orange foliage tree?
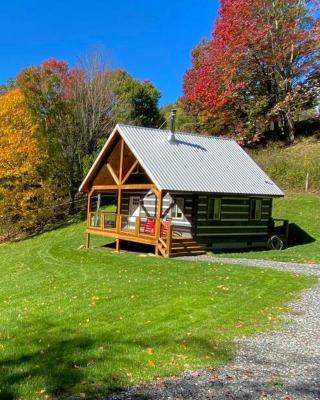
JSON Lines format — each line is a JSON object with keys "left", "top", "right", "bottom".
{"left": 0, "top": 89, "right": 54, "bottom": 239}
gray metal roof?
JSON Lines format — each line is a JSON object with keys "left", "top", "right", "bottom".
{"left": 79, "top": 124, "right": 284, "bottom": 197}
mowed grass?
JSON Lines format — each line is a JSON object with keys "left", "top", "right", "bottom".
{"left": 212, "top": 193, "right": 320, "bottom": 264}
{"left": 0, "top": 222, "right": 315, "bottom": 399}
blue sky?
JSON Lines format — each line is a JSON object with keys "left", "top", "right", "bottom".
{"left": 1, "top": 1, "right": 219, "bottom": 105}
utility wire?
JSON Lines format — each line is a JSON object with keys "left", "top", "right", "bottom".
{"left": 158, "top": 115, "right": 171, "bottom": 130}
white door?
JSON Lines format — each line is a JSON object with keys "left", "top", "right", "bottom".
{"left": 128, "top": 196, "right": 141, "bottom": 229}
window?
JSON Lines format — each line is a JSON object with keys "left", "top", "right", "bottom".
{"left": 249, "top": 199, "right": 262, "bottom": 220}
{"left": 171, "top": 198, "right": 184, "bottom": 220}
{"left": 129, "top": 196, "right": 141, "bottom": 217}
{"left": 208, "top": 198, "right": 221, "bottom": 220}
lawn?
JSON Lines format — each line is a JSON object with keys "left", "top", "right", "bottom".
{"left": 0, "top": 221, "right": 315, "bottom": 399}
{"left": 212, "top": 193, "right": 320, "bottom": 264}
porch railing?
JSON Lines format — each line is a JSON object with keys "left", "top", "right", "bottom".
{"left": 157, "top": 220, "right": 173, "bottom": 257}
{"left": 88, "top": 212, "right": 160, "bottom": 238}
{"left": 119, "top": 214, "right": 157, "bottom": 237}
{"left": 88, "top": 212, "right": 117, "bottom": 230}
{"left": 88, "top": 211, "right": 175, "bottom": 255}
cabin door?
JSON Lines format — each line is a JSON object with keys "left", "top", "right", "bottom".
{"left": 128, "top": 196, "right": 141, "bottom": 230}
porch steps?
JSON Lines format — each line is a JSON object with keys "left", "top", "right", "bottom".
{"left": 170, "top": 238, "right": 206, "bottom": 257}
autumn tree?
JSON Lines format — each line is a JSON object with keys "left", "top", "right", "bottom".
{"left": 17, "top": 57, "right": 164, "bottom": 209}
{"left": 183, "top": 0, "right": 320, "bottom": 143}
{"left": 0, "top": 89, "right": 53, "bottom": 239}
{"left": 17, "top": 60, "right": 83, "bottom": 211}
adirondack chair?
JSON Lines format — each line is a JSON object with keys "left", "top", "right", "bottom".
{"left": 160, "top": 218, "right": 172, "bottom": 238}
{"left": 143, "top": 217, "right": 156, "bottom": 235}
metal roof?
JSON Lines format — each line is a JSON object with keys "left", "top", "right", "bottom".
{"left": 79, "top": 124, "right": 284, "bottom": 197}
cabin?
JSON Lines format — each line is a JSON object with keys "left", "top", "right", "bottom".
{"left": 79, "top": 121, "right": 284, "bottom": 257}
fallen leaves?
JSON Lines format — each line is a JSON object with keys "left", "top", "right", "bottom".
{"left": 147, "top": 360, "right": 155, "bottom": 368}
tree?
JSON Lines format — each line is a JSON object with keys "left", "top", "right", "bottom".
{"left": 160, "top": 101, "right": 199, "bottom": 132}
{"left": 109, "top": 70, "right": 164, "bottom": 128}
{"left": 17, "top": 57, "right": 165, "bottom": 210}
{"left": 73, "top": 50, "right": 115, "bottom": 163}
{"left": 0, "top": 78, "right": 16, "bottom": 95}
{"left": 0, "top": 89, "right": 53, "bottom": 239}
{"left": 183, "top": 0, "right": 320, "bottom": 144}
{"left": 17, "top": 59, "right": 83, "bottom": 211}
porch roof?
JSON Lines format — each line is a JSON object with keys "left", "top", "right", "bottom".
{"left": 79, "top": 124, "right": 284, "bottom": 197}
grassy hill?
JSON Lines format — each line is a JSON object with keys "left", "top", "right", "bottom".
{"left": 250, "top": 136, "right": 320, "bottom": 193}
{"left": 0, "top": 218, "right": 315, "bottom": 399}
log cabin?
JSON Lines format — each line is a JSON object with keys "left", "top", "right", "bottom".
{"left": 79, "top": 118, "right": 284, "bottom": 257}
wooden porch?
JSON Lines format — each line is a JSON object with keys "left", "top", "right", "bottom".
{"left": 85, "top": 208, "right": 174, "bottom": 257}
{"left": 86, "top": 210, "right": 205, "bottom": 257}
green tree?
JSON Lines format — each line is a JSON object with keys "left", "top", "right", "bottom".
{"left": 17, "top": 60, "right": 82, "bottom": 211}
{"left": 160, "top": 101, "right": 199, "bottom": 132}
{"left": 110, "top": 70, "right": 164, "bottom": 128}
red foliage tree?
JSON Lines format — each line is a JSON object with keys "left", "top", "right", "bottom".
{"left": 183, "top": 0, "right": 320, "bottom": 144}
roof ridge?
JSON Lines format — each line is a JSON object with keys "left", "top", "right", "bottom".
{"left": 117, "top": 123, "right": 236, "bottom": 142}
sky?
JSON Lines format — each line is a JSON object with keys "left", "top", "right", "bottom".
{"left": 1, "top": 0, "right": 219, "bottom": 105}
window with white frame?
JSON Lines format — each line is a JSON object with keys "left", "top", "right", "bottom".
{"left": 171, "top": 198, "right": 184, "bottom": 220}
{"left": 208, "top": 197, "right": 221, "bottom": 220}
{"left": 249, "top": 198, "right": 262, "bottom": 220}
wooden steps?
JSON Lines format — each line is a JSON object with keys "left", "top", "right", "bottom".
{"left": 169, "top": 237, "right": 206, "bottom": 257}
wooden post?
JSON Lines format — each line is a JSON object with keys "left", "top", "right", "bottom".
{"left": 101, "top": 212, "right": 105, "bottom": 230}
{"left": 116, "top": 139, "right": 124, "bottom": 235}
{"left": 305, "top": 172, "right": 309, "bottom": 193}
{"left": 155, "top": 190, "right": 163, "bottom": 256}
{"left": 119, "top": 139, "right": 124, "bottom": 182}
{"left": 116, "top": 238, "right": 120, "bottom": 252}
{"left": 135, "top": 217, "right": 140, "bottom": 236}
{"left": 86, "top": 189, "right": 94, "bottom": 228}
{"left": 166, "top": 223, "right": 173, "bottom": 258}
{"left": 85, "top": 233, "right": 90, "bottom": 249}
{"left": 116, "top": 189, "right": 122, "bottom": 233}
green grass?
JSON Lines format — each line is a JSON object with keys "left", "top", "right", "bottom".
{"left": 212, "top": 193, "right": 320, "bottom": 263}
{"left": 0, "top": 222, "right": 315, "bottom": 399}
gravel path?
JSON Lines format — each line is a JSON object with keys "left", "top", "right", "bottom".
{"left": 181, "top": 255, "right": 320, "bottom": 276}
{"left": 107, "top": 258, "right": 320, "bottom": 400}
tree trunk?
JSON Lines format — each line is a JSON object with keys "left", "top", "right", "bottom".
{"left": 68, "top": 189, "right": 76, "bottom": 215}
{"left": 285, "top": 111, "right": 295, "bottom": 143}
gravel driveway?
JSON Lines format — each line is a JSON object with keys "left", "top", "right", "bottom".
{"left": 107, "top": 258, "right": 320, "bottom": 400}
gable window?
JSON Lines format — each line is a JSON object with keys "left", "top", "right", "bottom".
{"left": 208, "top": 198, "right": 221, "bottom": 220}
{"left": 171, "top": 198, "right": 184, "bottom": 220}
{"left": 249, "top": 199, "right": 262, "bottom": 220}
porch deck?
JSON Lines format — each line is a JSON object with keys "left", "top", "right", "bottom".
{"left": 86, "top": 211, "right": 205, "bottom": 257}
{"left": 86, "top": 211, "right": 169, "bottom": 252}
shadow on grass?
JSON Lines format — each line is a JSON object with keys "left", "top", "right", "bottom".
{"left": 100, "top": 240, "right": 155, "bottom": 255}
{"left": 0, "top": 320, "right": 231, "bottom": 399}
{"left": 287, "top": 223, "right": 316, "bottom": 247}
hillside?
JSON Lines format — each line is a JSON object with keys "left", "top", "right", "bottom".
{"left": 250, "top": 136, "right": 320, "bottom": 193}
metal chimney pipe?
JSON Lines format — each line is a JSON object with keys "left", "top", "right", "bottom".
{"left": 168, "top": 109, "right": 177, "bottom": 143}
